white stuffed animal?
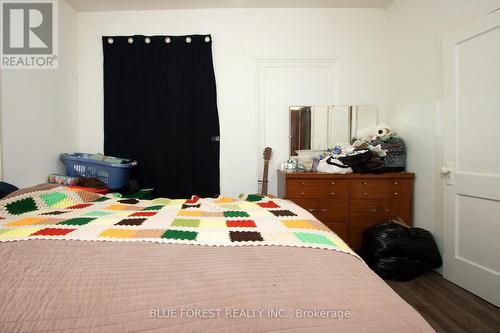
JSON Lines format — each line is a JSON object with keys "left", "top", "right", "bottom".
{"left": 360, "top": 123, "right": 395, "bottom": 142}
{"left": 375, "top": 123, "right": 394, "bottom": 138}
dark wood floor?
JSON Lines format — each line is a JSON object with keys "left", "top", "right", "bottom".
{"left": 387, "top": 272, "right": 500, "bottom": 333}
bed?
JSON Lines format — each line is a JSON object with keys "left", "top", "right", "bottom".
{"left": 0, "top": 186, "right": 433, "bottom": 332}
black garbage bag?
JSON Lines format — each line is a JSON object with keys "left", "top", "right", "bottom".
{"left": 369, "top": 257, "right": 435, "bottom": 281}
{"left": 361, "top": 221, "right": 442, "bottom": 282}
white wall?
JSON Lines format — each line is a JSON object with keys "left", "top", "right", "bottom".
{"left": 387, "top": 0, "right": 480, "bottom": 249}
{"left": 77, "top": 8, "right": 389, "bottom": 196}
{"left": 0, "top": 0, "right": 486, "bottom": 247}
{"left": 0, "top": 0, "right": 79, "bottom": 187}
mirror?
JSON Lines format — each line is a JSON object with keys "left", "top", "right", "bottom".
{"left": 290, "top": 105, "right": 378, "bottom": 156}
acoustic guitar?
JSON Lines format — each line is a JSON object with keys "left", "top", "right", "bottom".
{"left": 260, "top": 147, "right": 272, "bottom": 196}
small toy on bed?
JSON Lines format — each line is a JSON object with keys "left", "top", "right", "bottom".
{"left": 48, "top": 174, "right": 79, "bottom": 186}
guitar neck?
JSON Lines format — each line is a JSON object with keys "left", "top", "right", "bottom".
{"left": 262, "top": 160, "right": 270, "bottom": 195}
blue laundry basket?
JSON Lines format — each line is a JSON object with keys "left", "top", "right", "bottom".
{"left": 61, "top": 153, "right": 137, "bottom": 190}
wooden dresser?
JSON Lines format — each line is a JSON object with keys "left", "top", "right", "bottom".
{"left": 277, "top": 170, "right": 415, "bottom": 249}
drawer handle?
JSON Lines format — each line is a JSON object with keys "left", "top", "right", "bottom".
{"left": 300, "top": 192, "right": 305, "bottom": 196}
{"left": 394, "top": 181, "right": 398, "bottom": 185}
{"left": 394, "top": 192, "right": 398, "bottom": 196}
{"left": 330, "top": 192, "right": 335, "bottom": 196}
{"left": 363, "top": 192, "right": 368, "bottom": 196}
{"left": 363, "top": 181, "right": 368, "bottom": 185}
{"left": 371, "top": 208, "right": 390, "bottom": 213}
{"left": 301, "top": 182, "right": 305, "bottom": 185}
{"left": 331, "top": 181, "right": 335, "bottom": 185}
{"left": 308, "top": 208, "right": 327, "bottom": 213}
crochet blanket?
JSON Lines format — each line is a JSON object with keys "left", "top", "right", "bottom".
{"left": 0, "top": 187, "right": 357, "bottom": 257}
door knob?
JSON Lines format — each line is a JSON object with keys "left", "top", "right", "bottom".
{"left": 441, "top": 162, "right": 454, "bottom": 185}
{"left": 440, "top": 167, "right": 451, "bottom": 175}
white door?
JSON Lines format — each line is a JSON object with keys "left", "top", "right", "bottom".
{"left": 442, "top": 7, "right": 500, "bottom": 306}
{"left": 258, "top": 60, "right": 339, "bottom": 195}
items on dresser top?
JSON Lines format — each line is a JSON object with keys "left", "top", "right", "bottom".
{"left": 277, "top": 171, "right": 414, "bottom": 249}
{"left": 284, "top": 119, "right": 407, "bottom": 174}
{"left": 344, "top": 123, "right": 406, "bottom": 173}
{"left": 317, "top": 157, "right": 353, "bottom": 174}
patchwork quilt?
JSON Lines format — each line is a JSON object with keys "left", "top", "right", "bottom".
{"left": 0, "top": 187, "right": 357, "bottom": 257}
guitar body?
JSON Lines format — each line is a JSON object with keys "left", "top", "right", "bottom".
{"left": 260, "top": 147, "right": 272, "bottom": 196}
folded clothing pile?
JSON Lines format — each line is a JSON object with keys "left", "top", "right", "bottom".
{"left": 318, "top": 123, "right": 407, "bottom": 174}
{"left": 371, "top": 136, "right": 406, "bottom": 172}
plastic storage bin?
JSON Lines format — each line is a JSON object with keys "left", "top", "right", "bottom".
{"left": 61, "top": 153, "right": 137, "bottom": 190}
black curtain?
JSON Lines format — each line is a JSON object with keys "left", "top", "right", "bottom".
{"left": 103, "top": 35, "right": 220, "bottom": 198}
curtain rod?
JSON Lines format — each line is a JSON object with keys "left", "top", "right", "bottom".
{"left": 106, "top": 35, "right": 211, "bottom": 44}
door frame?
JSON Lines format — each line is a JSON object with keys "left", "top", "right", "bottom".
{"left": 0, "top": 68, "right": 3, "bottom": 180}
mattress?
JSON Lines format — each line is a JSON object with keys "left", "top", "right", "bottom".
{"left": 0, "top": 188, "right": 434, "bottom": 332}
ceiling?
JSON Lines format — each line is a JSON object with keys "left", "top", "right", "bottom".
{"left": 66, "top": 0, "right": 394, "bottom": 12}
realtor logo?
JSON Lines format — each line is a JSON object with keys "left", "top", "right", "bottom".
{"left": 1, "top": 0, "right": 58, "bottom": 69}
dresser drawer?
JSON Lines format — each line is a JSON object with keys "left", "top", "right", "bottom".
{"left": 287, "top": 179, "right": 349, "bottom": 199}
{"left": 350, "top": 179, "right": 412, "bottom": 199}
{"left": 392, "top": 179, "right": 413, "bottom": 199}
{"left": 324, "top": 223, "right": 349, "bottom": 244}
{"left": 291, "top": 199, "right": 349, "bottom": 224}
{"left": 349, "top": 199, "right": 412, "bottom": 249}
{"left": 291, "top": 198, "right": 349, "bottom": 243}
